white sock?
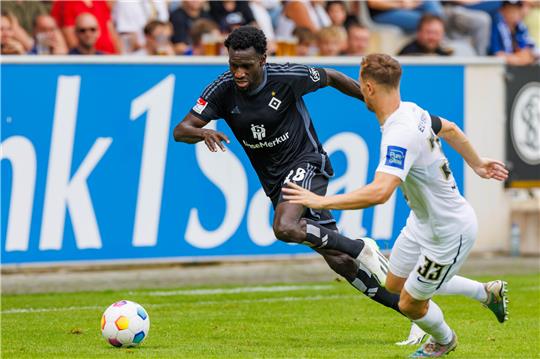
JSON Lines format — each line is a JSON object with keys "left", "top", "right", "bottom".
{"left": 437, "top": 275, "right": 487, "bottom": 302}
{"left": 413, "top": 301, "right": 453, "bottom": 345}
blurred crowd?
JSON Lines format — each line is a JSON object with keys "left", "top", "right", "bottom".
{"left": 1, "top": 0, "right": 539, "bottom": 65}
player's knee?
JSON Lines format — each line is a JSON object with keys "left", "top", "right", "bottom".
{"left": 398, "top": 295, "right": 428, "bottom": 320}
{"left": 323, "top": 253, "right": 357, "bottom": 280}
{"left": 273, "top": 220, "right": 302, "bottom": 243}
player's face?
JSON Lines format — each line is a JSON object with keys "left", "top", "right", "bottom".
{"left": 228, "top": 47, "right": 266, "bottom": 92}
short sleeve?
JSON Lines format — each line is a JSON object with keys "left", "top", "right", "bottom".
{"left": 189, "top": 72, "right": 231, "bottom": 122}
{"left": 50, "top": 1, "right": 64, "bottom": 27}
{"left": 284, "top": 64, "right": 328, "bottom": 99}
{"left": 430, "top": 114, "right": 442, "bottom": 135}
{"left": 62, "top": 2, "right": 78, "bottom": 27}
{"left": 376, "top": 125, "right": 420, "bottom": 181}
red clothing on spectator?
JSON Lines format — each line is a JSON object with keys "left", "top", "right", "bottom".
{"left": 51, "top": 0, "right": 116, "bottom": 54}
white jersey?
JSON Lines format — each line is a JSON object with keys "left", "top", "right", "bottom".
{"left": 376, "top": 102, "right": 471, "bottom": 238}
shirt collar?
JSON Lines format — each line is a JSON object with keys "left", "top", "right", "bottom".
{"left": 247, "top": 65, "right": 268, "bottom": 96}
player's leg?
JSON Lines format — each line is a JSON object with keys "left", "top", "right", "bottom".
{"left": 437, "top": 274, "right": 509, "bottom": 323}
{"left": 436, "top": 275, "right": 487, "bottom": 301}
{"left": 301, "top": 218, "right": 388, "bottom": 285}
{"left": 272, "top": 163, "right": 387, "bottom": 284}
{"left": 316, "top": 246, "right": 402, "bottom": 314}
{"left": 272, "top": 203, "right": 363, "bottom": 254}
{"left": 270, "top": 164, "right": 401, "bottom": 313}
{"left": 272, "top": 200, "right": 386, "bottom": 287}
{"left": 390, "top": 227, "right": 478, "bottom": 357}
{"left": 432, "top": 211, "right": 508, "bottom": 323}
{"left": 386, "top": 270, "right": 457, "bottom": 357}
{"left": 272, "top": 190, "right": 423, "bottom": 345}
{"left": 386, "top": 230, "right": 429, "bottom": 346}
{"left": 400, "top": 290, "right": 457, "bottom": 358}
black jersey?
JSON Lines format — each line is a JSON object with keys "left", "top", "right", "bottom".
{"left": 190, "top": 63, "right": 333, "bottom": 199}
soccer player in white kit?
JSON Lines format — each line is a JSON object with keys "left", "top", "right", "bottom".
{"left": 283, "top": 54, "right": 509, "bottom": 357}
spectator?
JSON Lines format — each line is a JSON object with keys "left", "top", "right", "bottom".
{"left": 293, "top": 26, "right": 317, "bottom": 56}
{"left": 135, "top": 20, "right": 175, "bottom": 55}
{"left": 190, "top": 18, "right": 221, "bottom": 55}
{"left": 0, "top": 8, "right": 33, "bottom": 52}
{"left": 1, "top": 10, "right": 26, "bottom": 54}
{"left": 29, "top": 15, "right": 68, "bottom": 55}
{"left": 489, "top": 0, "right": 536, "bottom": 65}
{"left": 443, "top": 1, "right": 491, "bottom": 55}
{"left": 69, "top": 13, "right": 104, "bottom": 55}
{"left": 275, "top": 0, "right": 331, "bottom": 37}
{"left": 170, "top": 0, "right": 211, "bottom": 55}
{"left": 51, "top": 0, "right": 121, "bottom": 54}
{"left": 347, "top": 23, "right": 370, "bottom": 56}
{"left": 399, "top": 14, "right": 453, "bottom": 55}
{"left": 1, "top": 0, "right": 50, "bottom": 34}
{"left": 317, "top": 25, "right": 347, "bottom": 56}
{"left": 326, "top": 1, "right": 359, "bottom": 29}
{"left": 367, "top": 0, "right": 444, "bottom": 33}
{"left": 113, "top": 0, "right": 169, "bottom": 54}
{"left": 209, "top": 1, "right": 256, "bottom": 34}
{"left": 249, "top": 0, "right": 277, "bottom": 53}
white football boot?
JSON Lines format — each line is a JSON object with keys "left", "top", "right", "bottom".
{"left": 355, "top": 237, "right": 388, "bottom": 287}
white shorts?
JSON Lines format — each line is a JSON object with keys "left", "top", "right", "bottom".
{"left": 388, "top": 212, "right": 478, "bottom": 301}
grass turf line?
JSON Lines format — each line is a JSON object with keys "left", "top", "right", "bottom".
{"left": 2, "top": 274, "right": 539, "bottom": 358}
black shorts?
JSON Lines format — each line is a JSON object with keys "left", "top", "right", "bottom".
{"left": 270, "top": 161, "right": 337, "bottom": 228}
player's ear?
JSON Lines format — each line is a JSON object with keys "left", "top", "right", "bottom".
{"left": 365, "top": 81, "right": 374, "bottom": 96}
{"left": 259, "top": 53, "right": 267, "bottom": 66}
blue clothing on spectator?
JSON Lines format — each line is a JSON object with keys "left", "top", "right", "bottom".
{"left": 69, "top": 48, "right": 104, "bottom": 55}
{"left": 465, "top": 1, "right": 502, "bottom": 16}
{"left": 489, "top": 12, "right": 535, "bottom": 55}
{"left": 369, "top": 0, "right": 444, "bottom": 33}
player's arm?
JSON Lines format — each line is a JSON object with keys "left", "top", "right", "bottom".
{"left": 435, "top": 116, "right": 508, "bottom": 181}
{"left": 324, "top": 68, "right": 365, "bottom": 102}
{"left": 282, "top": 172, "right": 401, "bottom": 210}
{"left": 173, "top": 113, "right": 230, "bottom": 152}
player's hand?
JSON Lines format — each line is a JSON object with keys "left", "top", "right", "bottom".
{"left": 474, "top": 158, "right": 508, "bottom": 181}
{"left": 201, "top": 129, "right": 230, "bottom": 152}
{"left": 282, "top": 182, "right": 326, "bottom": 209}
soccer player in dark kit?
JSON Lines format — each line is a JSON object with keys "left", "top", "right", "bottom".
{"left": 173, "top": 26, "right": 418, "bottom": 342}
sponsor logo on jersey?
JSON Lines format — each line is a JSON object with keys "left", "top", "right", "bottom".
{"left": 192, "top": 97, "right": 208, "bottom": 114}
{"left": 385, "top": 146, "right": 407, "bottom": 169}
{"left": 268, "top": 97, "right": 282, "bottom": 110}
{"left": 309, "top": 67, "right": 320, "bottom": 82}
{"left": 251, "top": 124, "right": 266, "bottom": 140}
{"left": 418, "top": 113, "right": 427, "bottom": 132}
{"left": 243, "top": 132, "right": 290, "bottom": 149}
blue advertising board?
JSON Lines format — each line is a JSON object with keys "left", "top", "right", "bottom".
{"left": 1, "top": 61, "right": 464, "bottom": 265}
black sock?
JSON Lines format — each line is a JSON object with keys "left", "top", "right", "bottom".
{"left": 304, "top": 219, "right": 365, "bottom": 257}
{"left": 349, "top": 267, "right": 403, "bottom": 315}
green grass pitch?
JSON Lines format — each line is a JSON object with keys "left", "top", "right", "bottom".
{"left": 2, "top": 274, "right": 539, "bottom": 358}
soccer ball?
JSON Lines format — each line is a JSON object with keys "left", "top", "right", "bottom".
{"left": 101, "top": 300, "right": 150, "bottom": 347}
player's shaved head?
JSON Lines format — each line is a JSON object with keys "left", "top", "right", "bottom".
{"left": 360, "top": 53, "right": 402, "bottom": 89}
{"left": 224, "top": 26, "right": 267, "bottom": 55}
